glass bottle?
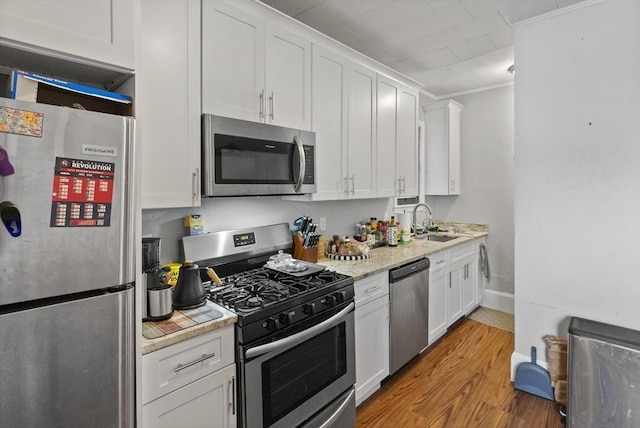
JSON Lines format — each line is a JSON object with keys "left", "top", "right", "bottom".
{"left": 387, "top": 216, "right": 398, "bottom": 247}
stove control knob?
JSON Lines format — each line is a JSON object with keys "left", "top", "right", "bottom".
{"left": 333, "top": 291, "right": 347, "bottom": 303}
{"left": 279, "top": 311, "right": 294, "bottom": 326}
{"left": 267, "top": 317, "right": 281, "bottom": 331}
{"left": 303, "top": 302, "right": 316, "bottom": 316}
{"left": 325, "top": 295, "right": 337, "bottom": 307}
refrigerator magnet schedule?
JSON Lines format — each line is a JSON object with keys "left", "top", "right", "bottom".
{"left": 51, "top": 157, "right": 114, "bottom": 227}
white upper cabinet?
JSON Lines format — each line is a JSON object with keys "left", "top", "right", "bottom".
{"left": 0, "top": 0, "right": 134, "bottom": 70}
{"left": 202, "top": 1, "right": 311, "bottom": 130}
{"left": 425, "top": 100, "right": 463, "bottom": 195}
{"left": 285, "top": 46, "right": 375, "bottom": 201}
{"left": 376, "top": 75, "right": 419, "bottom": 198}
{"left": 137, "top": 0, "right": 201, "bottom": 208}
{"left": 346, "top": 64, "right": 377, "bottom": 198}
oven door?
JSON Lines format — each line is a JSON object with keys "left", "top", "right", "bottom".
{"left": 241, "top": 302, "right": 355, "bottom": 428}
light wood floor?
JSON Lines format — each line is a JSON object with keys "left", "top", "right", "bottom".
{"left": 356, "top": 318, "right": 563, "bottom": 428}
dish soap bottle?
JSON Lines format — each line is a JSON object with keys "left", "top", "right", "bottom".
{"left": 387, "top": 216, "right": 398, "bottom": 247}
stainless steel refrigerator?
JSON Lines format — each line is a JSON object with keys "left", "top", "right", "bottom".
{"left": 0, "top": 97, "right": 135, "bottom": 427}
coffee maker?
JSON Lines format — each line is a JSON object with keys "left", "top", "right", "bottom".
{"left": 142, "top": 237, "right": 173, "bottom": 321}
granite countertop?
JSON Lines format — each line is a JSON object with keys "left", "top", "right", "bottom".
{"left": 141, "top": 222, "right": 487, "bottom": 353}
{"left": 141, "top": 301, "right": 237, "bottom": 355}
{"left": 318, "top": 223, "right": 488, "bottom": 280}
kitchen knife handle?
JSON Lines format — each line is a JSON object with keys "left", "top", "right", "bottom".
{"left": 206, "top": 267, "right": 223, "bottom": 286}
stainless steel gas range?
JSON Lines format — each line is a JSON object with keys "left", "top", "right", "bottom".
{"left": 181, "top": 223, "right": 356, "bottom": 428}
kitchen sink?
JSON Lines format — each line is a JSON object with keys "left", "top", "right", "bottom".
{"left": 414, "top": 234, "right": 459, "bottom": 242}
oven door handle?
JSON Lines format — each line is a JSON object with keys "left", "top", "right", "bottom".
{"left": 318, "top": 387, "right": 355, "bottom": 428}
{"left": 293, "top": 135, "right": 305, "bottom": 193}
{"left": 246, "top": 302, "right": 354, "bottom": 359}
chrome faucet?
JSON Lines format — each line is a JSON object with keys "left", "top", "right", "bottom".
{"left": 412, "top": 203, "right": 433, "bottom": 234}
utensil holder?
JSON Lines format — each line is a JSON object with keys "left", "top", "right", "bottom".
{"left": 293, "top": 234, "right": 318, "bottom": 263}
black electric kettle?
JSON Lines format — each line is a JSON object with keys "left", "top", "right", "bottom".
{"left": 172, "top": 261, "right": 206, "bottom": 310}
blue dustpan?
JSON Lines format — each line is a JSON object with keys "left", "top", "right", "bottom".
{"left": 514, "top": 346, "right": 554, "bottom": 400}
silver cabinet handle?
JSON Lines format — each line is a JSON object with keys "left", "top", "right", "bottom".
{"left": 228, "top": 376, "right": 236, "bottom": 415}
{"left": 259, "top": 90, "right": 265, "bottom": 120}
{"left": 343, "top": 176, "right": 349, "bottom": 195}
{"left": 174, "top": 352, "right": 216, "bottom": 373}
{"left": 450, "top": 179, "right": 455, "bottom": 192}
{"left": 293, "top": 135, "right": 305, "bottom": 192}
{"left": 365, "top": 286, "right": 381, "bottom": 294}
{"left": 269, "top": 92, "right": 275, "bottom": 120}
{"left": 436, "top": 260, "right": 446, "bottom": 265}
{"left": 192, "top": 168, "right": 200, "bottom": 205}
{"left": 350, "top": 175, "right": 355, "bottom": 195}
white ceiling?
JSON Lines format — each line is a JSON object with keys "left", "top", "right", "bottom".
{"left": 259, "top": 0, "right": 588, "bottom": 98}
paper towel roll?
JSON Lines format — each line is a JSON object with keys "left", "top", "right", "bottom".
{"left": 398, "top": 212, "right": 413, "bottom": 232}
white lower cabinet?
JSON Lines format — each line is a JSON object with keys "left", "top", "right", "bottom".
{"left": 142, "top": 325, "right": 236, "bottom": 428}
{"left": 354, "top": 272, "right": 389, "bottom": 406}
{"left": 143, "top": 364, "right": 236, "bottom": 428}
{"left": 428, "top": 240, "right": 480, "bottom": 345}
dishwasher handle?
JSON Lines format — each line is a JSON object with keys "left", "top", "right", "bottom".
{"left": 389, "top": 258, "right": 430, "bottom": 283}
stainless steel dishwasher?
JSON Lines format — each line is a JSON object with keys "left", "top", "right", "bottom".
{"left": 389, "top": 257, "right": 430, "bottom": 375}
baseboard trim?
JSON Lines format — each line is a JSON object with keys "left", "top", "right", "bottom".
{"left": 480, "top": 290, "right": 514, "bottom": 314}
{"left": 510, "top": 351, "right": 550, "bottom": 381}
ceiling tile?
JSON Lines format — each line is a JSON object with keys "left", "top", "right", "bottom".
{"left": 449, "top": 34, "right": 496, "bottom": 61}
{"left": 326, "top": 0, "right": 392, "bottom": 18}
{"left": 418, "top": 27, "right": 465, "bottom": 53}
{"left": 418, "top": 2, "right": 473, "bottom": 34}
{"left": 455, "top": 12, "right": 507, "bottom": 40}
{"left": 488, "top": 27, "right": 513, "bottom": 49}
{"left": 460, "top": 0, "right": 509, "bottom": 19}
{"left": 448, "top": 56, "right": 490, "bottom": 73}
{"left": 418, "top": 47, "right": 460, "bottom": 69}
{"left": 338, "top": 10, "right": 395, "bottom": 39}
{"left": 373, "top": 0, "right": 435, "bottom": 25}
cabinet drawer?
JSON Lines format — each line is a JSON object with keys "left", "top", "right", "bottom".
{"left": 354, "top": 272, "right": 389, "bottom": 308}
{"left": 428, "top": 250, "right": 448, "bottom": 273}
{"left": 142, "top": 325, "right": 234, "bottom": 404}
{"left": 448, "top": 242, "right": 474, "bottom": 265}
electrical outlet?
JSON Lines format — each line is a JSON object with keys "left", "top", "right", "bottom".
{"left": 319, "top": 217, "right": 327, "bottom": 231}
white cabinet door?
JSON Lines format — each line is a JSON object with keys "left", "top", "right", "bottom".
{"left": 265, "top": 25, "right": 312, "bottom": 130}
{"left": 425, "top": 100, "right": 463, "bottom": 195}
{"left": 428, "top": 268, "right": 448, "bottom": 345}
{"left": 202, "top": 1, "right": 265, "bottom": 123}
{"left": 376, "top": 77, "right": 398, "bottom": 198}
{"left": 376, "top": 75, "right": 419, "bottom": 197}
{"left": 307, "top": 45, "right": 348, "bottom": 200}
{"left": 0, "top": 0, "right": 134, "bottom": 69}
{"left": 355, "top": 296, "right": 389, "bottom": 406}
{"left": 347, "top": 65, "right": 377, "bottom": 198}
{"left": 202, "top": 1, "right": 311, "bottom": 130}
{"left": 138, "top": 0, "right": 201, "bottom": 208}
{"left": 448, "top": 263, "right": 464, "bottom": 326}
{"left": 396, "top": 87, "right": 419, "bottom": 196}
{"left": 143, "top": 364, "right": 237, "bottom": 428}
{"left": 462, "top": 256, "right": 477, "bottom": 315}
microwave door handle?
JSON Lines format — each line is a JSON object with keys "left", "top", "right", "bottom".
{"left": 245, "top": 302, "right": 354, "bottom": 359}
{"left": 293, "top": 135, "right": 305, "bottom": 192}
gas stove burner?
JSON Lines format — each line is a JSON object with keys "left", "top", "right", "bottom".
{"left": 245, "top": 296, "right": 263, "bottom": 307}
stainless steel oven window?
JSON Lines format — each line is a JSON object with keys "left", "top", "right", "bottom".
{"left": 242, "top": 304, "right": 355, "bottom": 428}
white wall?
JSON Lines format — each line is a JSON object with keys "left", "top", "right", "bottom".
{"left": 513, "top": 0, "right": 640, "bottom": 365}
{"left": 423, "top": 86, "right": 515, "bottom": 309}
{"left": 142, "top": 197, "right": 393, "bottom": 264}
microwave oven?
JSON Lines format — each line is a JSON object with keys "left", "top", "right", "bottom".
{"left": 202, "top": 115, "right": 316, "bottom": 197}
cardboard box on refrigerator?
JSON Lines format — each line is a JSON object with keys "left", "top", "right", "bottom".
{"left": 8, "top": 70, "right": 132, "bottom": 116}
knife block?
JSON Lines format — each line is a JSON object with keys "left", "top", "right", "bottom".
{"left": 293, "top": 234, "right": 318, "bottom": 263}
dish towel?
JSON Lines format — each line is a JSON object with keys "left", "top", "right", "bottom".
{"left": 479, "top": 243, "right": 491, "bottom": 281}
